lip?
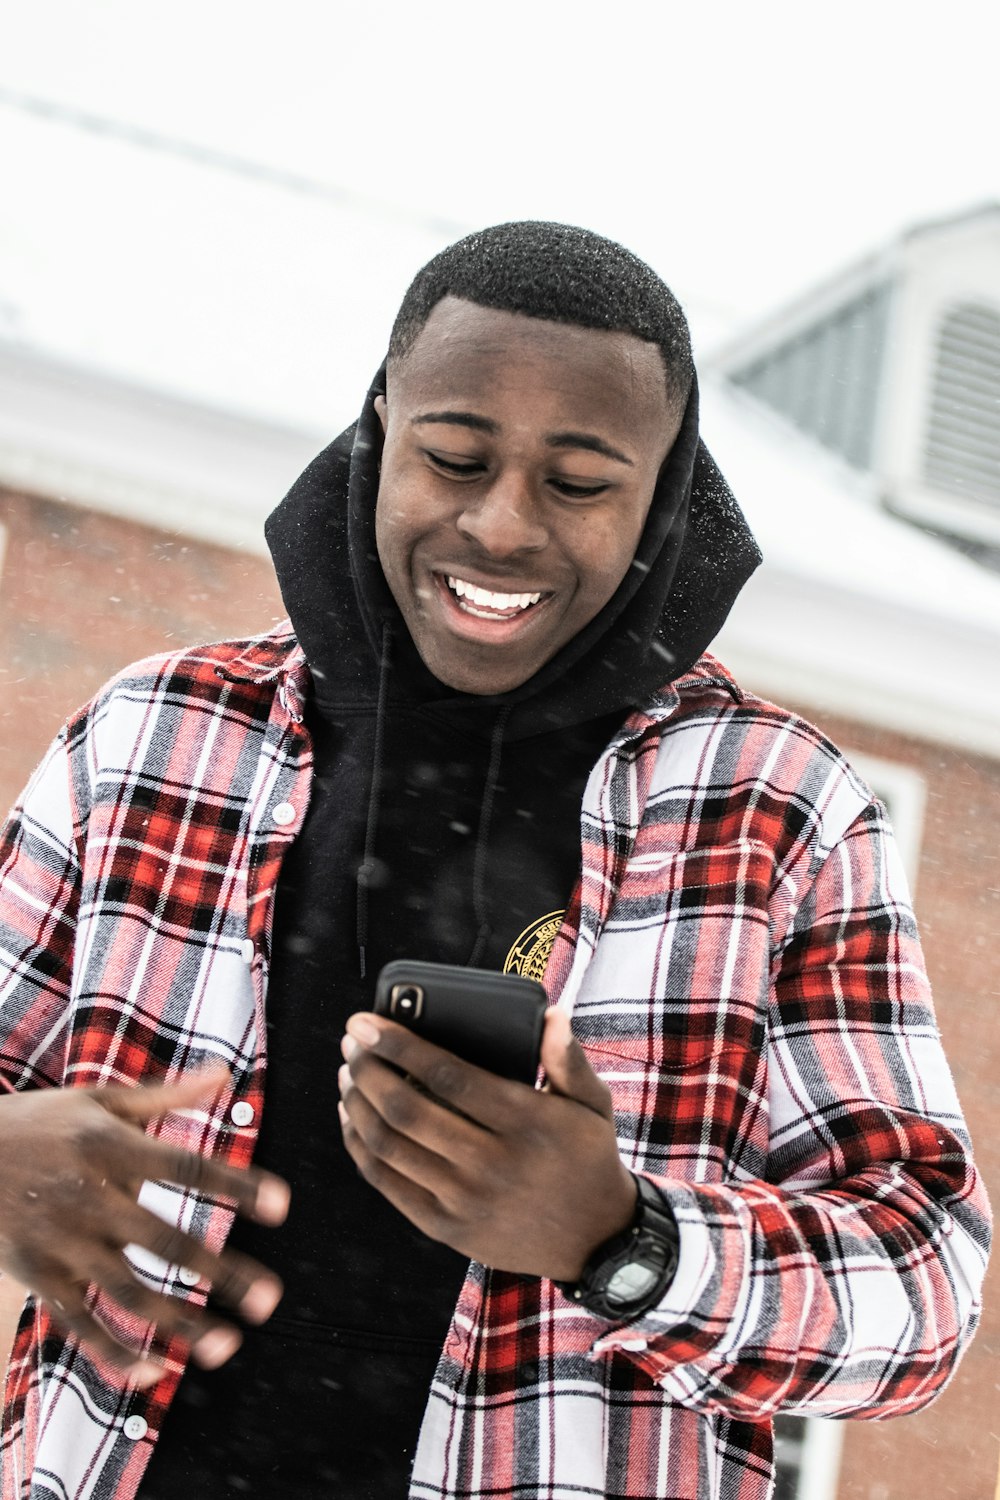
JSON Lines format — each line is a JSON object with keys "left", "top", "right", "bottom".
{"left": 429, "top": 570, "right": 554, "bottom": 643}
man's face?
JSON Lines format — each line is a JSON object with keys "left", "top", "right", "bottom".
{"left": 374, "top": 296, "right": 680, "bottom": 695}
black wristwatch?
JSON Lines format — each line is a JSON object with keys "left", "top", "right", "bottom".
{"left": 556, "top": 1173, "right": 679, "bottom": 1320}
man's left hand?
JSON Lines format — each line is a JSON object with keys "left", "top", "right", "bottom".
{"left": 337, "top": 1007, "right": 637, "bottom": 1282}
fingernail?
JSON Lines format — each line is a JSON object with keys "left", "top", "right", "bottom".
{"left": 254, "top": 1177, "right": 290, "bottom": 1224}
{"left": 193, "top": 1327, "right": 242, "bottom": 1369}
{"left": 347, "top": 1016, "right": 379, "bottom": 1047}
{"left": 546, "top": 1007, "right": 571, "bottom": 1042}
{"left": 341, "top": 1035, "right": 358, "bottom": 1061}
{"left": 338, "top": 1100, "right": 349, "bottom": 1127}
{"left": 129, "top": 1360, "right": 165, "bottom": 1389}
{"left": 241, "top": 1278, "right": 282, "bottom": 1323}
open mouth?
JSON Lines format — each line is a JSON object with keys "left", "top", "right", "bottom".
{"left": 442, "top": 573, "right": 546, "bottom": 622}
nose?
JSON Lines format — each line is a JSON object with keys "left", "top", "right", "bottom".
{"left": 455, "top": 473, "right": 548, "bottom": 558}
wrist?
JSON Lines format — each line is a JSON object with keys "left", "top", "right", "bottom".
{"left": 555, "top": 1173, "right": 679, "bottom": 1321}
{"left": 561, "top": 1165, "right": 638, "bottom": 1282}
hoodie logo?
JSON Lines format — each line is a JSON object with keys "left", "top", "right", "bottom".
{"left": 503, "top": 910, "right": 565, "bottom": 981}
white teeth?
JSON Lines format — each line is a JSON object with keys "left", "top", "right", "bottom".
{"left": 446, "top": 576, "right": 542, "bottom": 613}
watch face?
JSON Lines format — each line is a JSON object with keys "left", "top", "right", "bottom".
{"left": 606, "top": 1261, "right": 661, "bottom": 1306}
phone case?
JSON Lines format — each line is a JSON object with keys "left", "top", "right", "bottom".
{"left": 373, "top": 960, "right": 548, "bottom": 1085}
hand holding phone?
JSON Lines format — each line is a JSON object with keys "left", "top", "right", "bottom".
{"left": 345, "top": 968, "right": 639, "bottom": 1285}
{"left": 374, "top": 960, "right": 547, "bottom": 1085}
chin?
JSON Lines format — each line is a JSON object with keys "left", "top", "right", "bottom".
{"left": 423, "top": 649, "right": 533, "bottom": 697}
{"left": 441, "top": 668, "right": 527, "bottom": 696}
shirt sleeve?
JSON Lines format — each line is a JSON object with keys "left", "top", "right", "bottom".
{"left": 0, "top": 726, "right": 83, "bottom": 1092}
{"left": 593, "top": 800, "right": 992, "bottom": 1419}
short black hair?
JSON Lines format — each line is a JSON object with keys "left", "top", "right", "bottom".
{"left": 388, "top": 220, "right": 694, "bottom": 406}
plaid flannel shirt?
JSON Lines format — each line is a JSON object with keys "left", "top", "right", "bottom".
{"left": 0, "top": 625, "right": 989, "bottom": 1500}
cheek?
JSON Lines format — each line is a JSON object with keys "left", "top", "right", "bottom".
{"left": 375, "top": 474, "right": 419, "bottom": 561}
{"left": 375, "top": 464, "right": 446, "bottom": 551}
{"left": 568, "top": 522, "right": 646, "bottom": 609}
{"left": 373, "top": 501, "right": 396, "bottom": 578}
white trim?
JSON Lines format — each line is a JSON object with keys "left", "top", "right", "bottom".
{"left": 795, "top": 1418, "right": 844, "bottom": 1500}
{"left": 774, "top": 1414, "right": 845, "bottom": 1500}
{"left": 884, "top": 482, "right": 1000, "bottom": 549}
{"left": 0, "top": 340, "right": 325, "bottom": 554}
{"left": 715, "top": 564, "right": 1000, "bottom": 760}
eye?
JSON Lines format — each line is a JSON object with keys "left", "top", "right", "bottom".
{"left": 426, "top": 451, "right": 486, "bottom": 477}
{"left": 550, "top": 478, "right": 611, "bottom": 500}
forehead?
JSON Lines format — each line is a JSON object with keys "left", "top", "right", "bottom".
{"left": 387, "top": 296, "right": 672, "bottom": 440}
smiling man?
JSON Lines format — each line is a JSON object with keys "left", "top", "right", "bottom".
{"left": 372, "top": 295, "right": 680, "bottom": 696}
{"left": 0, "top": 223, "right": 990, "bottom": 1500}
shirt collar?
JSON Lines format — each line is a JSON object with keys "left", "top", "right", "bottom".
{"left": 213, "top": 621, "right": 310, "bottom": 720}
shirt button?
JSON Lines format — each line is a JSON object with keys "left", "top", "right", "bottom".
{"left": 240, "top": 939, "right": 255, "bottom": 964}
{"left": 271, "top": 801, "right": 297, "bottom": 827}
{"left": 230, "top": 1101, "right": 255, "bottom": 1127}
{"left": 124, "top": 1415, "right": 148, "bottom": 1441}
{"left": 178, "top": 1266, "right": 201, "bottom": 1287}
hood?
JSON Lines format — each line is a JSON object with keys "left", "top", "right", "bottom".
{"left": 265, "top": 362, "right": 761, "bottom": 741}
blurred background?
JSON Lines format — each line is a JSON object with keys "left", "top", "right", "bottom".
{"left": 1, "top": 4, "right": 998, "bottom": 1495}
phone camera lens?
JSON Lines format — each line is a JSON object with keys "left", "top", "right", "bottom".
{"left": 389, "top": 983, "right": 424, "bottom": 1020}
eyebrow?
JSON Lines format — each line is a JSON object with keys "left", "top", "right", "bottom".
{"left": 412, "top": 411, "right": 635, "bottom": 467}
{"left": 547, "top": 431, "right": 634, "bottom": 467}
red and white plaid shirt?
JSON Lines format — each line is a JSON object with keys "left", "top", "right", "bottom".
{"left": 0, "top": 625, "right": 989, "bottom": 1500}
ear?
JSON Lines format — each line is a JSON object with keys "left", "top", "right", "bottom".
{"left": 373, "top": 393, "right": 389, "bottom": 435}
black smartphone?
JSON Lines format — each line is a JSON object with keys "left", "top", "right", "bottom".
{"left": 373, "top": 960, "right": 548, "bottom": 1085}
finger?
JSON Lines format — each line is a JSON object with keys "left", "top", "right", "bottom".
{"left": 539, "top": 1009, "right": 614, "bottom": 1120}
{"left": 27, "top": 1267, "right": 166, "bottom": 1388}
{"left": 339, "top": 1045, "right": 486, "bottom": 1158}
{"left": 115, "top": 1129, "right": 290, "bottom": 1228}
{"left": 343, "top": 1015, "right": 523, "bottom": 1131}
{"left": 338, "top": 1099, "right": 459, "bottom": 1247}
{"left": 108, "top": 1196, "right": 283, "bottom": 1325}
{"left": 100, "top": 1064, "right": 233, "bottom": 1125}
{"left": 338, "top": 1064, "right": 471, "bottom": 1207}
{"left": 70, "top": 1246, "right": 248, "bottom": 1371}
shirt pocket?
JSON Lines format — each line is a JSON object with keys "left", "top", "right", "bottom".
{"left": 581, "top": 1031, "right": 763, "bottom": 1183}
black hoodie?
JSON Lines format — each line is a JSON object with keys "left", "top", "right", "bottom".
{"left": 140, "top": 369, "right": 760, "bottom": 1499}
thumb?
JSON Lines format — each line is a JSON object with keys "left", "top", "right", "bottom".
{"left": 100, "top": 1063, "right": 233, "bottom": 1125}
{"left": 540, "top": 1009, "right": 613, "bottom": 1120}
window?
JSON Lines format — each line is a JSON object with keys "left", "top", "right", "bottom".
{"left": 846, "top": 750, "right": 927, "bottom": 897}
{"left": 774, "top": 1415, "right": 843, "bottom": 1500}
{"left": 923, "top": 301, "right": 1000, "bottom": 515}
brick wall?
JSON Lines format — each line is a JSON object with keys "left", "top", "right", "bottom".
{"left": 0, "top": 485, "right": 284, "bottom": 809}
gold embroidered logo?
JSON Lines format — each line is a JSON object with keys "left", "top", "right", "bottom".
{"left": 503, "top": 910, "right": 565, "bottom": 981}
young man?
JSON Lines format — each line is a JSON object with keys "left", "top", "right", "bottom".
{"left": 0, "top": 223, "right": 990, "bottom": 1500}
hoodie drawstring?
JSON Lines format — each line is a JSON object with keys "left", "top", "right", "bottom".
{"left": 357, "top": 632, "right": 511, "bottom": 978}
{"left": 356, "top": 622, "right": 392, "bottom": 979}
{"left": 466, "top": 705, "right": 512, "bottom": 968}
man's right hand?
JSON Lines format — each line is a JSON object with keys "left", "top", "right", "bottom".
{"left": 0, "top": 1066, "right": 289, "bottom": 1388}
